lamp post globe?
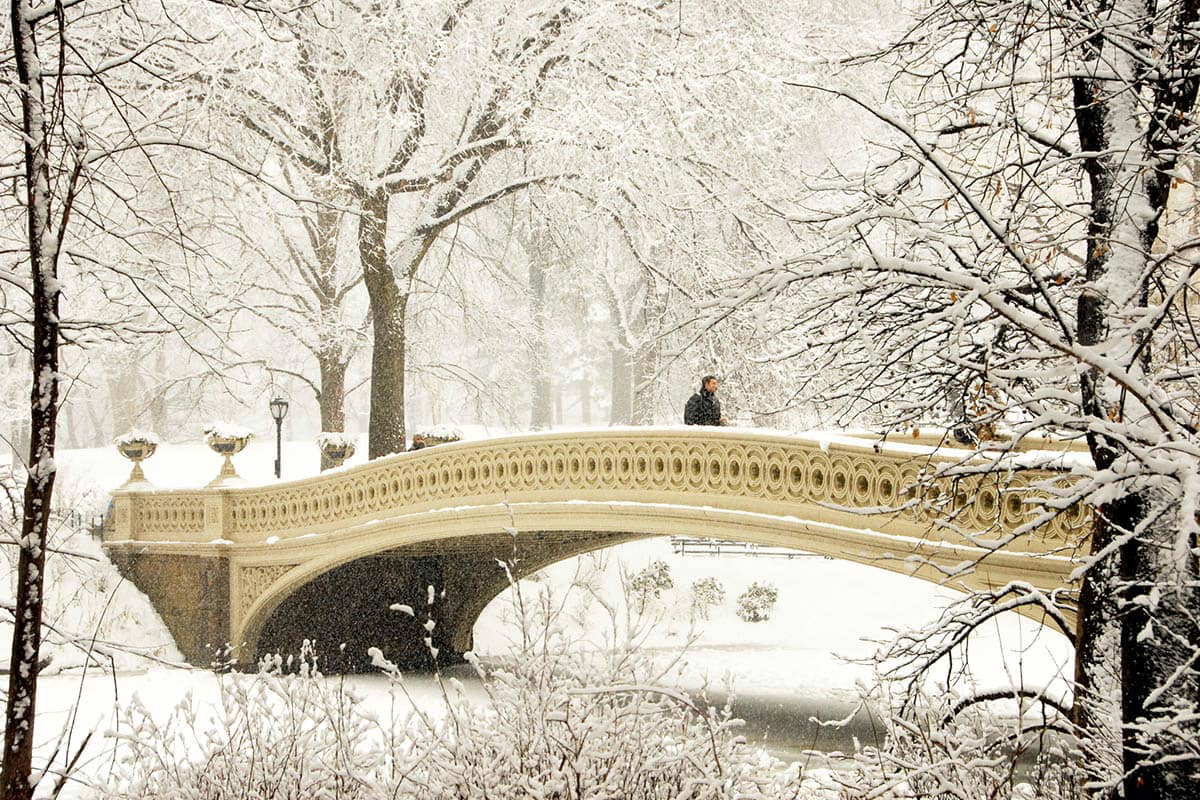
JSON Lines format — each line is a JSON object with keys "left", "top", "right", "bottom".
{"left": 269, "top": 396, "right": 289, "bottom": 478}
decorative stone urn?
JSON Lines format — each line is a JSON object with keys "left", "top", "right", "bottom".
{"left": 115, "top": 431, "right": 159, "bottom": 488}
{"left": 418, "top": 425, "right": 462, "bottom": 447}
{"left": 316, "top": 432, "right": 357, "bottom": 469}
{"left": 204, "top": 423, "right": 252, "bottom": 487}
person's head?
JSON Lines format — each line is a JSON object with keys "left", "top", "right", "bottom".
{"left": 413, "top": 433, "right": 425, "bottom": 444}
{"left": 701, "top": 375, "right": 718, "bottom": 393}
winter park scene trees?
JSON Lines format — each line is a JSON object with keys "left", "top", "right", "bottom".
{"left": 0, "top": 0, "right": 1197, "bottom": 797}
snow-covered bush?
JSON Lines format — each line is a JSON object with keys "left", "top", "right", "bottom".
{"left": 690, "top": 576, "right": 725, "bottom": 620}
{"left": 413, "top": 424, "right": 462, "bottom": 445}
{"left": 628, "top": 559, "right": 674, "bottom": 612}
{"left": 106, "top": 646, "right": 379, "bottom": 800}
{"left": 832, "top": 685, "right": 1082, "bottom": 800}
{"left": 0, "top": 481, "right": 180, "bottom": 672}
{"left": 735, "top": 581, "right": 778, "bottom": 623}
{"left": 103, "top": 588, "right": 821, "bottom": 800}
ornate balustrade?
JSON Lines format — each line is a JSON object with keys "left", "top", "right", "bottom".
{"left": 110, "top": 428, "right": 1090, "bottom": 551}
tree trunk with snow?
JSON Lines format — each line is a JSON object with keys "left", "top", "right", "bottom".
{"left": 149, "top": 345, "right": 168, "bottom": 435}
{"left": 1070, "top": 4, "right": 1200, "bottom": 792}
{"left": 105, "top": 360, "right": 139, "bottom": 437}
{"left": 578, "top": 377, "right": 592, "bottom": 425}
{"left": 2, "top": 4, "right": 61, "bottom": 796}
{"left": 358, "top": 192, "right": 409, "bottom": 459}
{"left": 608, "top": 344, "right": 632, "bottom": 426}
{"left": 632, "top": 281, "right": 666, "bottom": 425}
{"left": 317, "top": 351, "right": 348, "bottom": 471}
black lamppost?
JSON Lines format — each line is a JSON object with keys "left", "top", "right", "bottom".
{"left": 269, "top": 396, "right": 289, "bottom": 478}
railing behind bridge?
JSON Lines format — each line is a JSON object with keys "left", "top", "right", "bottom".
{"left": 668, "top": 536, "right": 832, "bottom": 559}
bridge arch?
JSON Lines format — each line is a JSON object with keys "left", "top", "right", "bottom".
{"left": 102, "top": 429, "right": 1087, "bottom": 668}
{"left": 235, "top": 499, "right": 1076, "bottom": 669}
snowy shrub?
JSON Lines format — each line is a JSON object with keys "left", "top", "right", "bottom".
{"left": 103, "top": 592, "right": 821, "bottom": 800}
{"left": 735, "top": 581, "right": 778, "bottom": 623}
{"left": 690, "top": 576, "right": 725, "bottom": 620}
{"left": 421, "top": 423, "right": 462, "bottom": 440}
{"left": 314, "top": 431, "right": 355, "bottom": 450}
{"left": 832, "top": 686, "right": 1083, "bottom": 800}
{"left": 105, "top": 646, "right": 379, "bottom": 800}
{"left": 629, "top": 559, "right": 674, "bottom": 612}
{"left": 0, "top": 483, "right": 180, "bottom": 672}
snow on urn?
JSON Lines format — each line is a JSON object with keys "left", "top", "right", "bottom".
{"left": 115, "top": 430, "right": 159, "bottom": 488}
{"left": 316, "top": 432, "right": 356, "bottom": 468}
{"left": 417, "top": 425, "right": 462, "bottom": 447}
{"left": 204, "top": 423, "right": 252, "bottom": 487}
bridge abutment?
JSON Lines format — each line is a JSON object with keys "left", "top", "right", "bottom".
{"left": 107, "top": 547, "right": 231, "bottom": 666}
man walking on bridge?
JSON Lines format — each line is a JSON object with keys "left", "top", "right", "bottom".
{"left": 684, "top": 375, "right": 728, "bottom": 426}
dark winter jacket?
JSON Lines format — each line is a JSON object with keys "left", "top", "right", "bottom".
{"left": 684, "top": 389, "right": 722, "bottom": 426}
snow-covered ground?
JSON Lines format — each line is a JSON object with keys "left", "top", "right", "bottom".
{"left": 476, "top": 537, "right": 1074, "bottom": 699}
{"left": 14, "top": 437, "right": 1074, "bottom": 794}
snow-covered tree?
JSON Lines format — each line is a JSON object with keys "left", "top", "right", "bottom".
{"left": 220, "top": 175, "right": 367, "bottom": 466}
{"left": 0, "top": 1, "right": 281, "bottom": 794}
{"left": 197, "top": 0, "right": 847, "bottom": 450}
{"left": 714, "top": 0, "right": 1200, "bottom": 793}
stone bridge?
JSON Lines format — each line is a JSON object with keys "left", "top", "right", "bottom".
{"left": 102, "top": 428, "right": 1091, "bottom": 670}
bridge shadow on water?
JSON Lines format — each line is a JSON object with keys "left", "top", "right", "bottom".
{"left": 255, "top": 553, "right": 470, "bottom": 672}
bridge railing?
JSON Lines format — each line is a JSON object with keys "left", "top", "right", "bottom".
{"left": 668, "top": 536, "right": 831, "bottom": 559}
{"left": 106, "top": 428, "right": 1092, "bottom": 552}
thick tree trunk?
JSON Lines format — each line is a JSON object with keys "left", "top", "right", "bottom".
{"left": 1073, "top": 514, "right": 1124, "bottom": 793}
{"left": 632, "top": 349, "right": 654, "bottom": 425}
{"left": 528, "top": 256, "right": 553, "bottom": 430}
{"left": 317, "top": 352, "right": 348, "bottom": 471}
{"left": 1072, "top": 62, "right": 1128, "bottom": 788}
{"left": 631, "top": 281, "right": 664, "bottom": 425}
{"left": 106, "top": 361, "right": 139, "bottom": 436}
{"left": 8, "top": 419, "right": 29, "bottom": 471}
{"left": 1116, "top": 490, "right": 1200, "bottom": 799}
{"left": 1071, "top": 4, "right": 1200, "bottom": 792}
{"left": 84, "top": 401, "right": 105, "bottom": 448}
{"left": 357, "top": 191, "right": 408, "bottom": 458}
{"left": 60, "top": 405, "right": 80, "bottom": 450}
{"left": 2, "top": 5, "right": 60, "bottom": 797}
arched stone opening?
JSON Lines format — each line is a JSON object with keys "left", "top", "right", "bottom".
{"left": 255, "top": 553, "right": 463, "bottom": 672}
{"left": 249, "top": 531, "right": 647, "bottom": 671}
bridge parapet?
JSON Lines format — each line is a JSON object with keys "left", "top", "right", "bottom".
{"left": 110, "top": 428, "right": 1089, "bottom": 551}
